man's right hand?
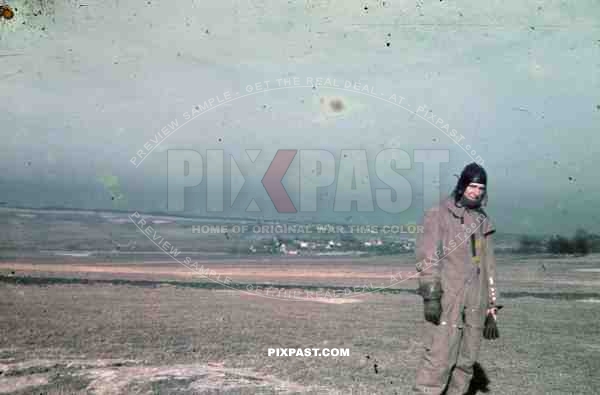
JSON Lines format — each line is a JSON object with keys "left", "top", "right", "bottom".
{"left": 417, "top": 279, "right": 443, "bottom": 325}
{"left": 424, "top": 299, "right": 442, "bottom": 325}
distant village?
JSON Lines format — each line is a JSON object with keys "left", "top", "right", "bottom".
{"left": 247, "top": 236, "right": 417, "bottom": 256}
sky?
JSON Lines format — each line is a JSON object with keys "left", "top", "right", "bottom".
{"left": 0, "top": 0, "right": 599, "bottom": 235}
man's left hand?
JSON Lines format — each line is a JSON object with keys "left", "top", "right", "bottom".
{"left": 486, "top": 304, "right": 503, "bottom": 318}
{"left": 483, "top": 305, "right": 503, "bottom": 340}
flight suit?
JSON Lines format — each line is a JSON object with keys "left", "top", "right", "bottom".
{"left": 413, "top": 197, "right": 498, "bottom": 395}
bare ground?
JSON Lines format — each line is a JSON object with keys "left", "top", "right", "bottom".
{"left": 1, "top": 254, "right": 599, "bottom": 394}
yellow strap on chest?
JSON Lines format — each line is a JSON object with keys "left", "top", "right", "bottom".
{"left": 472, "top": 238, "right": 482, "bottom": 265}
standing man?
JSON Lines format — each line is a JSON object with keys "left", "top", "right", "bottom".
{"left": 413, "top": 163, "right": 501, "bottom": 395}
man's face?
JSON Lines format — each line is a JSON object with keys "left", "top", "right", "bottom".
{"left": 464, "top": 182, "right": 486, "bottom": 201}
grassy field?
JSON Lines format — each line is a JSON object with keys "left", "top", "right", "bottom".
{"left": 0, "top": 254, "right": 599, "bottom": 394}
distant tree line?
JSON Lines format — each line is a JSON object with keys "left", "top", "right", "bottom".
{"left": 518, "top": 229, "right": 600, "bottom": 256}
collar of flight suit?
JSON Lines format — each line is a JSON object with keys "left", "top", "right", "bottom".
{"left": 443, "top": 197, "right": 496, "bottom": 236}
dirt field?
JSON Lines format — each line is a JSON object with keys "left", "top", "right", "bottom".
{"left": 1, "top": 254, "right": 599, "bottom": 394}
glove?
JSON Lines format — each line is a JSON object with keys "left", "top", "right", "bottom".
{"left": 483, "top": 305, "right": 503, "bottom": 340}
{"left": 424, "top": 299, "right": 442, "bottom": 325}
{"left": 417, "top": 280, "right": 443, "bottom": 325}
